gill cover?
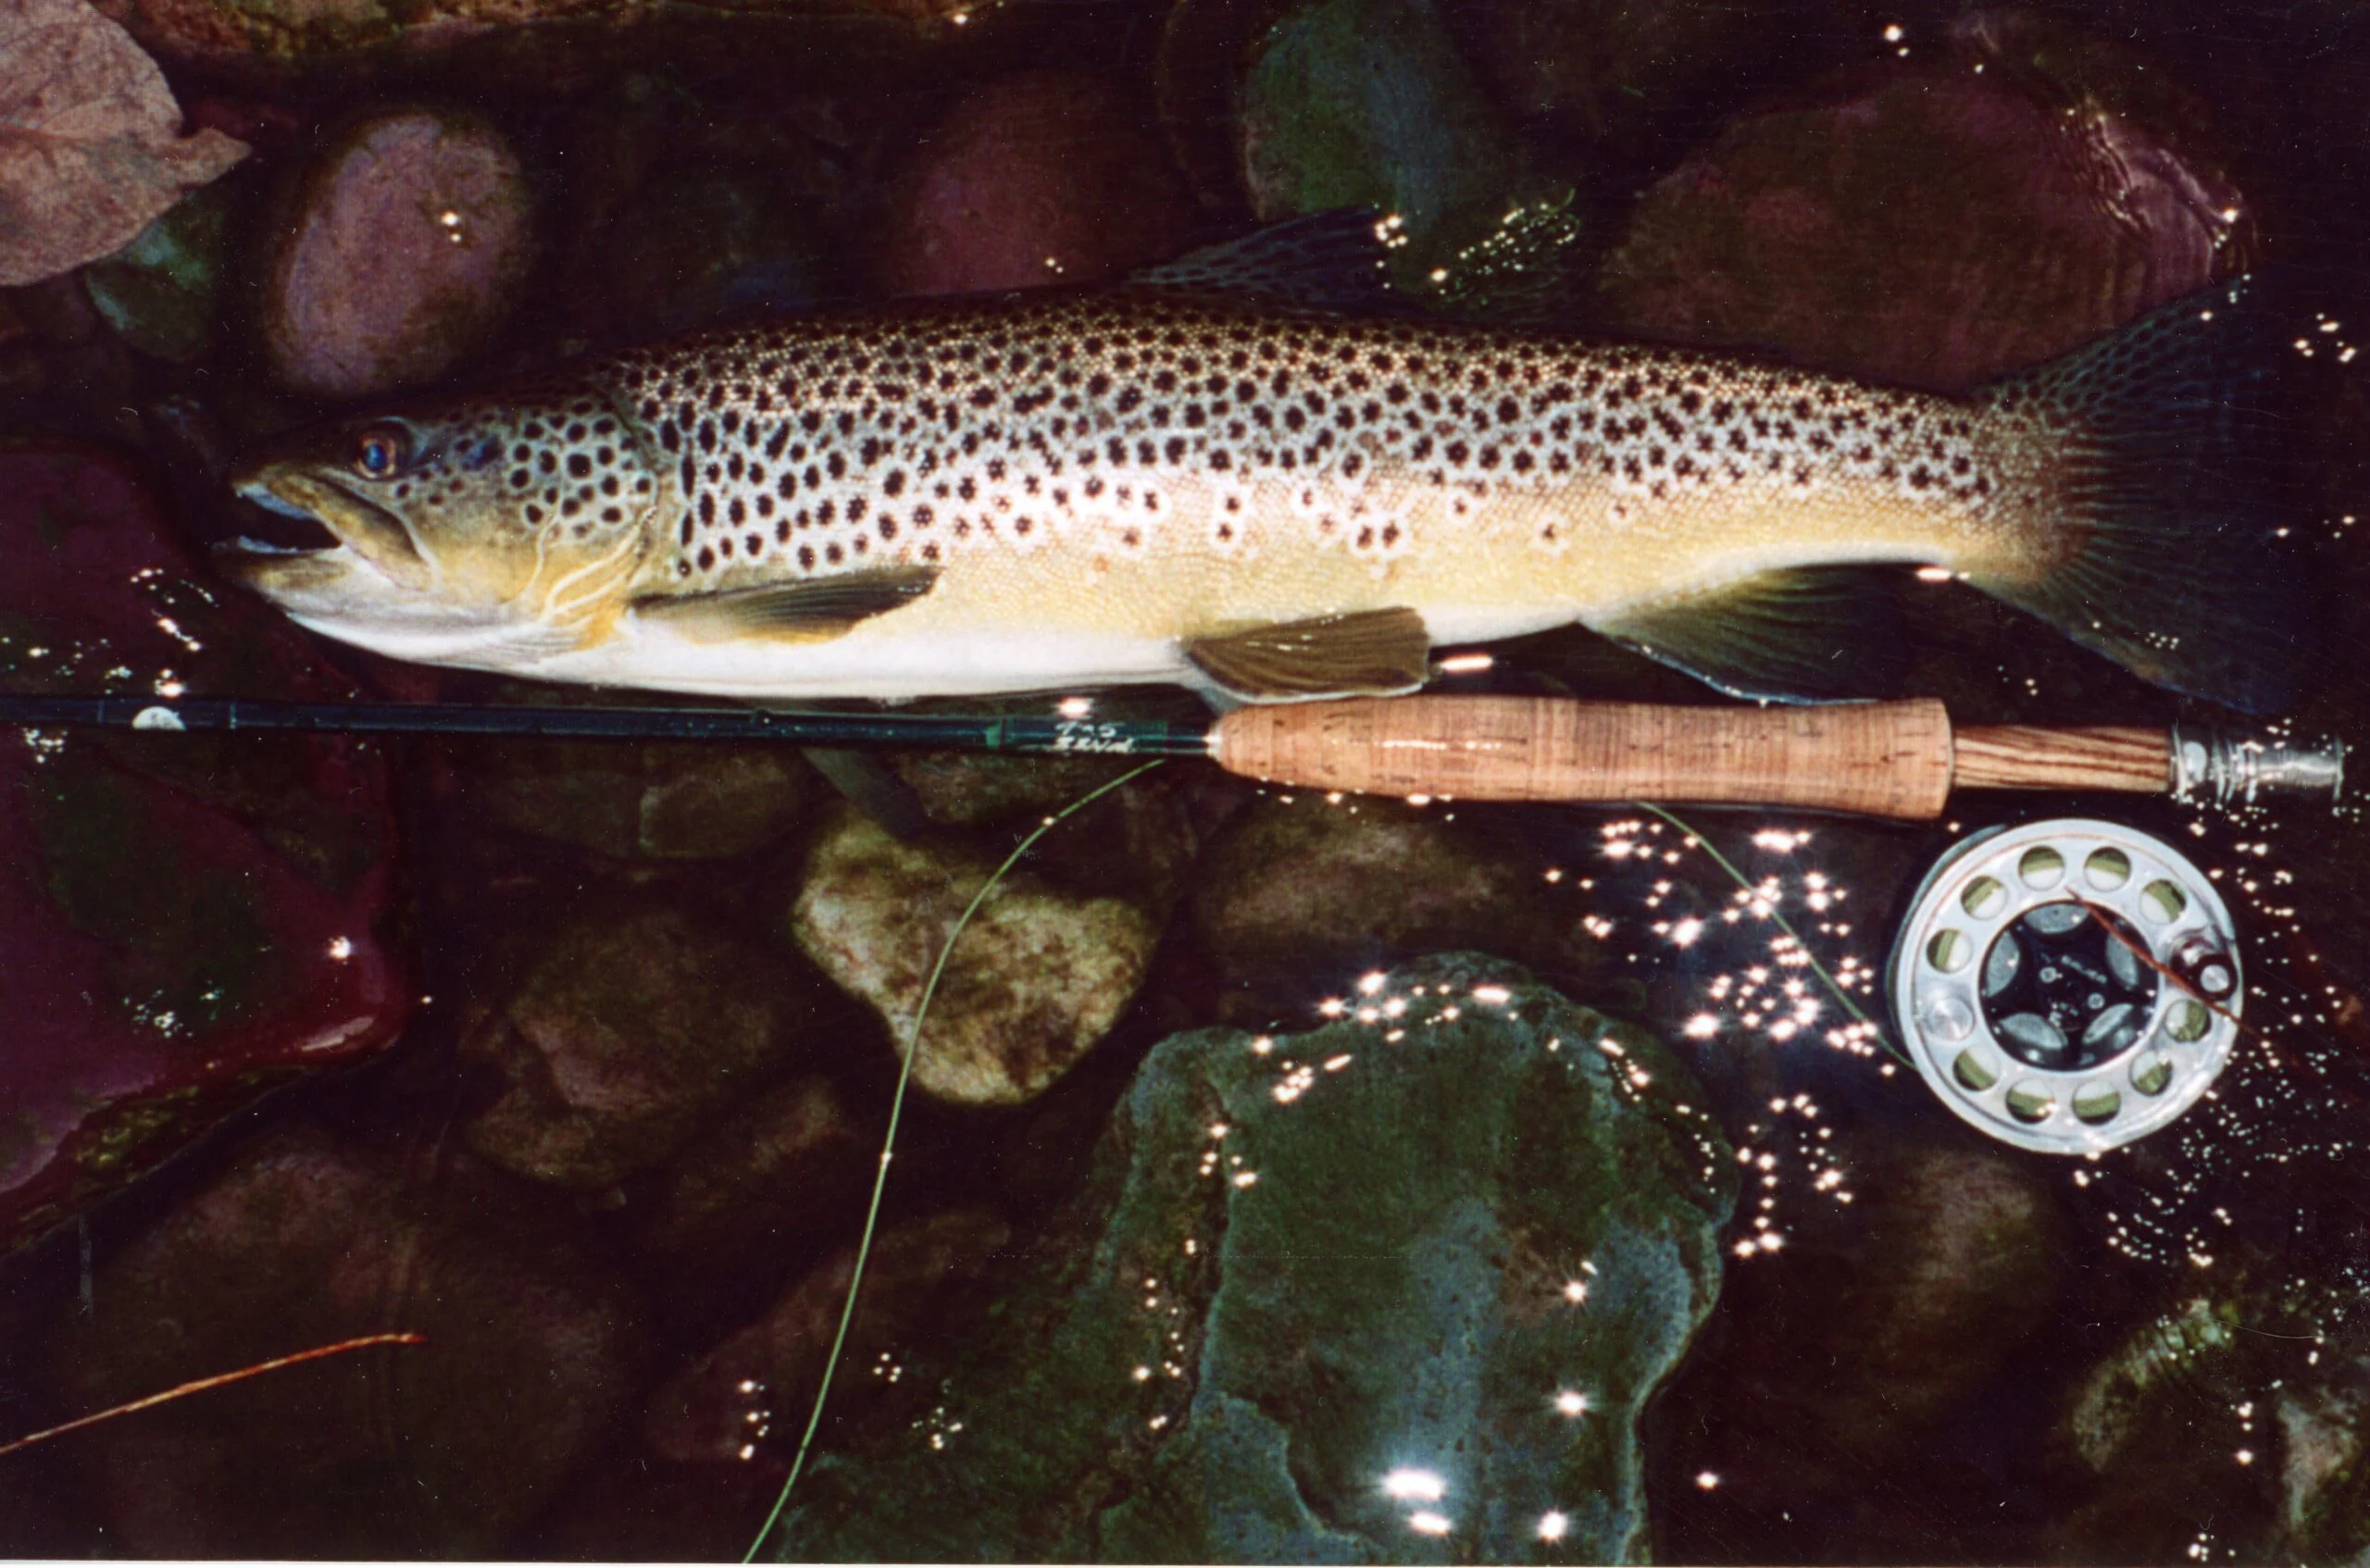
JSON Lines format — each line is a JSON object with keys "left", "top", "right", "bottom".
{"left": 224, "top": 383, "right": 662, "bottom": 666}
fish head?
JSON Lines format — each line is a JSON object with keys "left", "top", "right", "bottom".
{"left": 219, "top": 388, "right": 659, "bottom": 669}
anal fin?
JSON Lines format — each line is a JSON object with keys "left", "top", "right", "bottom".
{"left": 1592, "top": 566, "right": 1907, "bottom": 703}
{"left": 632, "top": 566, "right": 940, "bottom": 644}
{"left": 1184, "top": 607, "right": 1430, "bottom": 701}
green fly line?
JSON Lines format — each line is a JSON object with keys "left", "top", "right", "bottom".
{"left": 745, "top": 758, "right": 1168, "bottom": 1562}
{"left": 1632, "top": 802, "right": 1915, "bottom": 1072}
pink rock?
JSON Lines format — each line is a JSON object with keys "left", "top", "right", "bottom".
{"left": 1596, "top": 13, "right": 2256, "bottom": 391}
{"left": 874, "top": 69, "right": 1196, "bottom": 298}
{"left": 43, "top": 1123, "right": 647, "bottom": 1556}
{"left": 262, "top": 108, "right": 533, "bottom": 401}
{"left": 0, "top": 442, "right": 408, "bottom": 1255}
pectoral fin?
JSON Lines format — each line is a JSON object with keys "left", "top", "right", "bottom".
{"left": 1184, "top": 607, "right": 1431, "bottom": 701}
{"left": 1593, "top": 566, "right": 1907, "bottom": 703}
{"left": 632, "top": 566, "right": 940, "bottom": 643}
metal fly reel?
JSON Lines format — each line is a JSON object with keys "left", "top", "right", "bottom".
{"left": 1888, "top": 818, "right": 2241, "bottom": 1154}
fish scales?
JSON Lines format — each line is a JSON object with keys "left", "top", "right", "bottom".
{"left": 222, "top": 268, "right": 2307, "bottom": 712}
{"left": 542, "top": 292, "right": 2018, "bottom": 697}
{"left": 615, "top": 292, "right": 2005, "bottom": 622}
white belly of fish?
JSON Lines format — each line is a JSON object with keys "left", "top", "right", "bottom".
{"left": 529, "top": 612, "right": 1202, "bottom": 701}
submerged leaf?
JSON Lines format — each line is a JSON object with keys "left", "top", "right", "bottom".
{"left": 0, "top": 0, "right": 247, "bottom": 287}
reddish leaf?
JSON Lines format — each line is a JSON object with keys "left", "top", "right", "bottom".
{"left": 0, "top": 0, "right": 247, "bottom": 287}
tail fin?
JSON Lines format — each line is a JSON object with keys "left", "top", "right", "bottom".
{"left": 1967, "top": 274, "right": 2314, "bottom": 714}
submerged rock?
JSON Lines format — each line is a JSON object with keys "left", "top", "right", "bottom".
{"left": 1597, "top": 12, "right": 2255, "bottom": 390}
{"left": 261, "top": 108, "right": 532, "bottom": 402}
{"left": 452, "top": 730, "right": 819, "bottom": 861}
{"left": 2038, "top": 1292, "right": 2286, "bottom": 1562}
{"left": 0, "top": 443, "right": 406, "bottom": 1255}
{"left": 43, "top": 1121, "right": 647, "bottom": 1556}
{"left": 458, "top": 901, "right": 823, "bottom": 1189}
{"left": 873, "top": 69, "right": 1195, "bottom": 298}
{"left": 1655, "top": 1136, "right": 2073, "bottom": 1533}
{"left": 626, "top": 1073, "right": 873, "bottom": 1336}
{"left": 2276, "top": 1359, "right": 2370, "bottom": 1562}
{"left": 81, "top": 183, "right": 238, "bottom": 364}
{"left": 92, "top": 0, "right": 1019, "bottom": 90}
{"left": 643, "top": 1208, "right": 1011, "bottom": 1465}
{"left": 773, "top": 953, "right": 1735, "bottom": 1562}
{"left": 787, "top": 805, "right": 1165, "bottom": 1105}
{"left": 1447, "top": 0, "right": 1844, "bottom": 159}
{"left": 568, "top": 162, "right": 830, "bottom": 342}
{"left": 1191, "top": 795, "right": 1606, "bottom": 1017}
{"left": 1238, "top": 0, "right": 1548, "bottom": 282}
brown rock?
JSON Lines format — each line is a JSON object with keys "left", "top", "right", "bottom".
{"left": 874, "top": 69, "right": 1195, "bottom": 298}
{"left": 1448, "top": 0, "right": 1848, "bottom": 154}
{"left": 628, "top": 1074, "right": 873, "bottom": 1333}
{"left": 458, "top": 901, "right": 816, "bottom": 1188}
{"left": 1657, "top": 1137, "right": 2073, "bottom": 1529}
{"left": 1597, "top": 12, "right": 2256, "bottom": 390}
{"left": 1188, "top": 794, "right": 1606, "bottom": 1017}
{"left": 262, "top": 108, "right": 532, "bottom": 401}
{"left": 43, "top": 1123, "right": 647, "bottom": 1556}
{"left": 456, "top": 735, "right": 819, "bottom": 861}
{"left": 641, "top": 1208, "right": 1009, "bottom": 1465}
{"left": 788, "top": 805, "right": 1164, "bottom": 1105}
{"left": 92, "top": 0, "right": 1017, "bottom": 91}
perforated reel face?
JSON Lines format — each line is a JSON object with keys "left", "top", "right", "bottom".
{"left": 1888, "top": 818, "right": 2241, "bottom": 1154}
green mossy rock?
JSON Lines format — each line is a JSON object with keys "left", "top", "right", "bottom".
{"left": 773, "top": 952, "right": 1734, "bottom": 1563}
{"left": 82, "top": 185, "right": 236, "bottom": 364}
{"left": 1238, "top": 0, "right": 1553, "bottom": 289}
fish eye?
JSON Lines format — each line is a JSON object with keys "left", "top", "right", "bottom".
{"left": 351, "top": 423, "right": 412, "bottom": 480}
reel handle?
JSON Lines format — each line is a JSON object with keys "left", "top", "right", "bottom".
{"left": 1209, "top": 697, "right": 2203, "bottom": 819}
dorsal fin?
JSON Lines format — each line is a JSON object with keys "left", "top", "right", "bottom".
{"left": 631, "top": 566, "right": 940, "bottom": 644}
{"left": 1129, "top": 210, "right": 1399, "bottom": 312}
{"left": 1421, "top": 194, "right": 1593, "bottom": 329}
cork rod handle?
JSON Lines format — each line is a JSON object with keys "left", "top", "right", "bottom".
{"left": 1207, "top": 699, "right": 2174, "bottom": 818}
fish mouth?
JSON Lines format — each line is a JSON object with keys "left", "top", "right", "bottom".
{"left": 218, "top": 462, "right": 432, "bottom": 595}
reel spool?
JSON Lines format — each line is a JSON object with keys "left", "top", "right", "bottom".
{"left": 1888, "top": 819, "right": 2242, "bottom": 1154}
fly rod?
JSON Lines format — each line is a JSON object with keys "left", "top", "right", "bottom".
{"left": 0, "top": 692, "right": 2341, "bottom": 819}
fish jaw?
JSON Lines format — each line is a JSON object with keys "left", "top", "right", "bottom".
{"left": 218, "top": 462, "right": 570, "bottom": 670}
{"left": 227, "top": 462, "right": 435, "bottom": 590}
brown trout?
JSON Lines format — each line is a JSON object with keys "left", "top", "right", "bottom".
{"left": 222, "top": 223, "right": 2304, "bottom": 711}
